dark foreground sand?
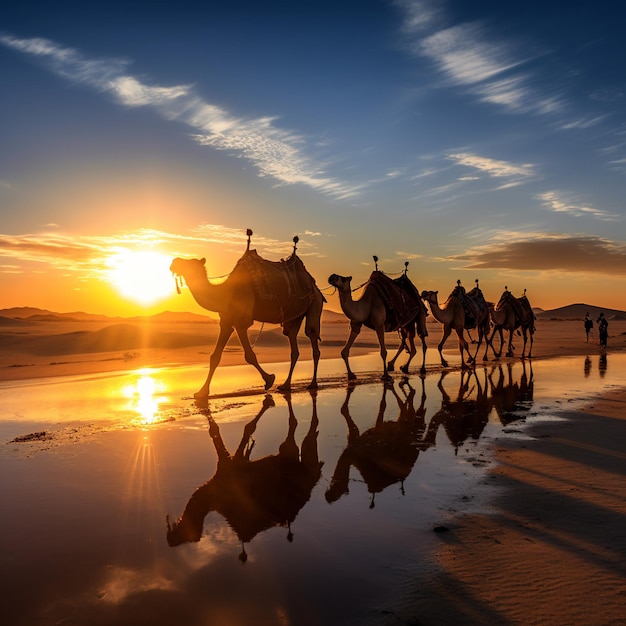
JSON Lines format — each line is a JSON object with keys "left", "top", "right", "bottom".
{"left": 404, "top": 388, "right": 626, "bottom": 625}
{"left": 2, "top": 316, "right": 626, "bottom": 624}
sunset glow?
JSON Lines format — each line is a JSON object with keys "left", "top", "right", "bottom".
{"left": 1, "top": 1, "right": 626, "bottom": 315}
{"left": 106, "top": 250, "right": 174, "bottom": 307}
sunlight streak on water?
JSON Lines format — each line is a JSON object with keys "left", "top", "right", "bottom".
{"left": 120, "top": 369, "right": 167, "bottom": 425}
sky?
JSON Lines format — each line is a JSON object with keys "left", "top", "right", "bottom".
{"left": 1, "top": 0, "right": 625, "bottom": 317}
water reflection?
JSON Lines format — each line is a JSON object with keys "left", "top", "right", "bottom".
{"left": 167, "top": 392, "right": 322, "bottom": 562}
{"left": 489, "top": 361, "right": 534, "bottom": 426}
{"left": 326, "top": 378, "right": 431, "bottom": 508}
{"left": 121, "top": 369, "right": 166, "bottom": 424}
{"left": 425, "top": 369, "right": 492, "bottom": 454}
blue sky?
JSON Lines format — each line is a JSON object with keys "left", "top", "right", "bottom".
{"left": 1, "top": 0, "right": 625, "bottom": 315}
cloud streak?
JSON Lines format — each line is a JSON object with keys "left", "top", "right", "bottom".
{"left": 449, "top": 233, "right": 626, "bottom": 275}
{"left": 538, "top": 191, "right": 618, "bottom": 221}
{"left": 396, "top": 2, "right": 562, "bottom": 116}
{"left": 0, "top": 226, "right": 323, "bottom": 278}
{"left": 0, "top": 34, "right": 359, "bottom": 199}
{"left": 448, "top": 152, "right": 534, "bottom": 178}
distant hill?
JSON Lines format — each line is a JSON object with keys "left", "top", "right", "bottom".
{"left": 0, "top": 315, "right": 29, "bottom": 326}
{"left": 0, "top": 307, "right": 209, "bottom": 324}
{"left": 536, "top": 303, "right": 626, "bottom": 320}
{"left": 3, "top": 303, "right": 625, "bottom": 326}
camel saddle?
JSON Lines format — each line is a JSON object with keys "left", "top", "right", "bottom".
{"left": 451, "top": 284, "right": 488, "bottom": 329}
{"left": 496, "top": 290, "right": 534, "bottom": 328}
{"left": 233, "top": 249, "right": 321, "bottom": 324}
{"left": 368, "top": 271, "right": 425, "bottom": 332}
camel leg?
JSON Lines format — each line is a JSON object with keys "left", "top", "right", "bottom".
{"left": 304, "top": 319, "right": 321, "bottom": 390}
{"left": 521, "top": 327, "right": 533, "bottom": 359}
{"left": 375, "top": 325, "right": 391, "bottom": 380}
{"left": 471, "top": 323, "right": 488, "bottom": 365}
{"left": 438, "top": 325, "right": 451, "bottom": 368}
{"left": 234, "top": 325, "right": 276, "bottom": 390}
{"left": 195, "top": 323, "right": 235, "bottom": 399}
{"left": 387, "top": 330, "right": 406, "bottom": 372}
{"left": 341, "top": 322, "right": 362, "bottom": 380}
{"left": 278, "top": 318, "right": 302, "bottom": 392}
{"left": 489, "top": 327, "right": 504, "bottom": 360}
{"left": 400, "top": 327, "right": 417, "bottom": 375}
{"left": 483, "top": 327, "right": 498, "bottom": 361}
{"left": 418, "top": 334, "right": 427, "bottom": 374}
{"left": 455, "top": 328, "right": 471, "bottom": 368}
{"left": 506, "top": 329, "right": 515, "bottom": 357}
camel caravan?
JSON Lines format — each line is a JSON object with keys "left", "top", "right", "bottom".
{"left": 170, "top": 230, "right": 535, "bottom": 397}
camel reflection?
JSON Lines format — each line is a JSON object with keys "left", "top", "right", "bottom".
{"left": 425, "top": 363, "right": 534, "bottom": 453}
{"left": 425, "top": 369, "right": 492, "bottom": 454}
{"left": 488, "top": 361, "right": 534, "bottom": 426}
{"left": 326, "top": 378, "right": 431, "bottom": 508}
{"left": 167, "top": 392, "right": 322, "bottom": 561}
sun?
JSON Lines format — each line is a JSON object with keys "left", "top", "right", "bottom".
{"left": 105, "top": 250, "right": 174, "bottom": 306}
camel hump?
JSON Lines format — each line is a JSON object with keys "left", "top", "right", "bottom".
{"left": 368, "top": 271, "right": 423, "bottom": 332}
{"left": 497, "top": 290, "right": 533, "bottom": 325}
{"left": 452, "top": 284, "right": 487, "bottom": 329}
{"left": 234, "top": 249, "right": 319, "bottom": 323}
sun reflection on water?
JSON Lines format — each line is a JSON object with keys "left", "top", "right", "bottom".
{"left": 121, "top": 369, "right": 167, "bottom": 425}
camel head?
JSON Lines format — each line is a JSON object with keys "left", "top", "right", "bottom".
{"left": 328, "top": 274, "right": 352, "bottom": 292}
{"left": 420, "top": 290, "right": 438, "bottom": 304}
{"left": 170, "top": 257, "right": 207, "bottom": 294}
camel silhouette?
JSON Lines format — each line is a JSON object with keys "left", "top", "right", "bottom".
{"left": 170, "top": 230, "right": 325, "bottom": 398}
{"left": 329, "top": 259, "right": 427, "bottom": 381}
{"left": 421, "top": 279, "right": 491, "bottom": 369}
{"left": 488, "top": 287, "right": 535, "bottom": 360}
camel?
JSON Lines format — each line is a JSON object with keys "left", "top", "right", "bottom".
{"left": 420, "top": 280, "right": 491, "bottom": 369}
{"left": 328, "top": 260, "right": 427, "bottom": 381}
{"left": 487, "top": 287, "right": 535, "bottom": 359}
{"left": 166, "top": 393, "right": 322, "bottom": 562}
{"left": 170, "top": 230, "right": 325, "bottom": 398}
{"left": 387, "top": 266, "right": 429, "bottom": 375}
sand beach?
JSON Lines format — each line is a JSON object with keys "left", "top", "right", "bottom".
{"left": 1, "top": 312, "right": 626, "bottom": 625}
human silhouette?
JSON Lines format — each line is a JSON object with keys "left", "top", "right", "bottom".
{"left": 597, "top": 312, "right": 608, "bottom": 348}
{"left": 584, "top": 312, "right": 593, "bottom": 342}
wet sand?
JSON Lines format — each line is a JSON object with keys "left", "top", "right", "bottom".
{"left": 1, "top": 316, "right": 626, "bottom": 625}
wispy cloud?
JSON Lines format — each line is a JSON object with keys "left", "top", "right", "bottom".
{"left": 394, "top": 3, "right": 568, "bottom": 117}
{"left": 448, "top": 152, "right": 534, "bottom": 178}
{"left": 557, "top": 115, "right": 607, "bottom": 131}
{"left": 0, "top": 34, "right": 359, "bottom": 199}
{"left": 538, "top": 191, "right": 618, "bottom": 220}
{"left": 0, "top": 226, "right": 324, "bottom": 278}
{"left": 448, "top": 232, "right": 626, "bottom": 275}
{"left": 420, "top": 23, "right": 526, "bottom": 86}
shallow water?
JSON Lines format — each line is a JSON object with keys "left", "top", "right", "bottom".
{"left": 1, "top": 351, "right": 624, "bottom": 625}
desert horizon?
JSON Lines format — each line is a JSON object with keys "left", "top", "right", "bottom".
{"left": 2, "top": 300, "right": 625, "bottom": 385}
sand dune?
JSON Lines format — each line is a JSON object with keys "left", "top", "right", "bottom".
{"left": 1, "top": 308, "right": 625, "bottom": 383}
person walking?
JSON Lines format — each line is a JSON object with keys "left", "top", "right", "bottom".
{"left": 597, "top": 312, "right": 608, "bottom": 348}
{"left": 584, "top": 312, "right": 593, "bottom": 342}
